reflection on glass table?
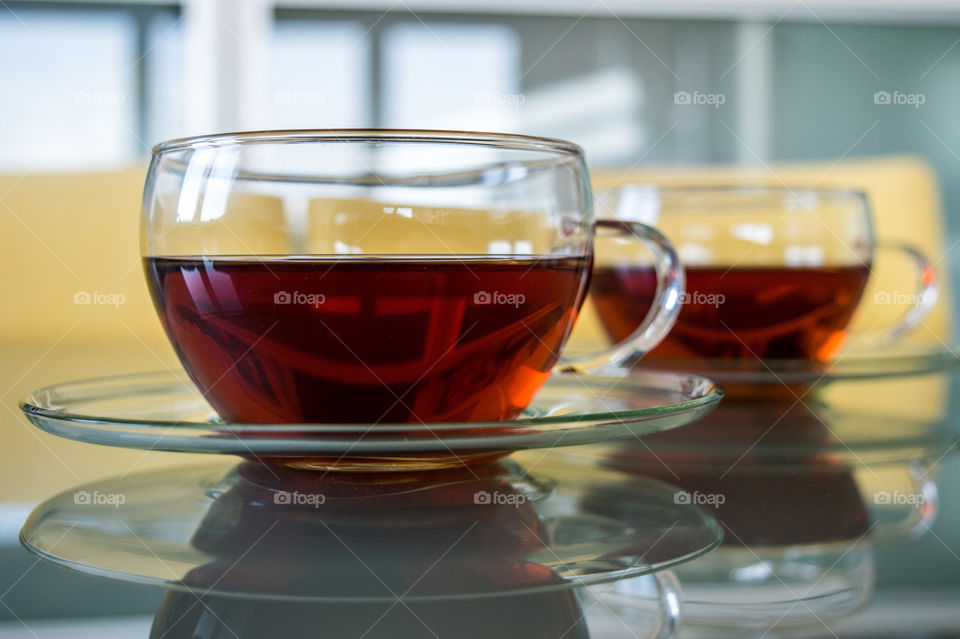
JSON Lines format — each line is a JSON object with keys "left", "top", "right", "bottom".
{"left": 20, "top": 455, "right": 723, "bottom": 638}
{"left": 538, "top": 387, "right": 957, "bottom": 637}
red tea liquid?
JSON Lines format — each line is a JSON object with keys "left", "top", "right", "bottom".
{"left": 591, "top": 265, "right": 870, "bottom": 361}
{"left": 145, "top": 256, "right": 590, "bottom": 424}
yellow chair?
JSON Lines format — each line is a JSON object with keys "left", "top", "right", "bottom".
{"left": 0, "top": 167, "right": 188, "bottom": 501}
{"left": 0, "top": 156, "right": 952, "bottom": 501}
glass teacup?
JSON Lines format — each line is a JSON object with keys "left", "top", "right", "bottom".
{"left": 592, "top": 184, "right": 937, "bottom": 364}
{"left": 142, "top": 130, "right": 683, "bottom": 425}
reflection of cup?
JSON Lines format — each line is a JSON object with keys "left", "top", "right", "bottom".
{"left": 599, "top": 402, "right": 871, "bottom": 546}
{"left": 142, "top": 131, "right": 682, "bottom": 426}
{"left": 181, "top": 461, "right": 560, "bottom": 597}
{"left": 150, "top": 587, "right": 589, "bottom": 639}
{"left": 582, "top": 401, "right": 888, "bottom": 630}
{"left": 587, "top": 401, "right": 955, "bottom": 637}
{"left": 592, "top": 185, "right": 937, "bottom": 363}
{"left": 148, "top": 460, "right": 588, "bottom": 639}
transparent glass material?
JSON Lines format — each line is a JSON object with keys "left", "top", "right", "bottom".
{"left": 634, "top": 341, "right": 960, "bottom": 388}
{"left": 558, "top": 394, "right": 955, "bottom": 632}
{"left": 19, "top": 456, "right": 722, "bottom": 602}
{"left": 597, "top": 542, "right": 874, "bottom": 633}
{"left": 591, "top": 185, "right": 938, "bottom": 376}
{"left": 141, "top": 130, "right": 683, "bottom": 433}
{"left": 149, "top": 574, "right": 681, "bottom": 639}
{"left": 19, "top": 368, "right": 720, "bottom": 470}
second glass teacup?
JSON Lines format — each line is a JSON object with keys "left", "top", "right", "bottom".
{"left": 591, "top": 184, "right": 938, "bottom": 365}
{"left": 142, "top": 130, "right": 682, "bottom": 425}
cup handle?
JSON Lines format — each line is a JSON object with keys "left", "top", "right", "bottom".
{"left": 557, "top": 220, "right": 685, "bottom": 372}
{"left": 582, "top": 570, "right": 683, "bottom": 639}
{"left": 864, "top": 242, "right": 938, "bottom": 346}
{"left": 646, "top": 570, "right": 682, "bottom": 639}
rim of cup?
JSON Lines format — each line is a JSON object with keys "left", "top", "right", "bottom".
{"left": 152, "top": 128, "right": 585, "bottom": 157}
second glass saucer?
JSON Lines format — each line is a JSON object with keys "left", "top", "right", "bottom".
{"left": 20, "top": 457, "right": 722, "bottom": 601}
{"left": 19, "top": 368, "right": 721, "bottom": 470}
{"left": 634, "top": 342, "right": 960, "bottom": 389}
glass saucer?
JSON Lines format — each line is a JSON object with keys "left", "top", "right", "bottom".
{"left": 19, "top": 457, "right": 722, "bottom": 601}
{"left": 637, "top": 343, "right": 960, "bottom": 385}
{"left": 19, "top": 368, "right": 721, "bottom": 470}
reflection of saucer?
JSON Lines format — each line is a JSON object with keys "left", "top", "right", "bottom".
{"left": 19, "top": 368, "right": 720, "bottom": 470}
{"left": 20, "top": 457, "right": 721, "bottom": 601}
{"left": 542, "top": 398, "right": 954, "bottom": 631}
{"left": 540, "top": 439, "right": 874, "bottom": 629}
{"left": 543, "top": 398, "right": 952, "bottom": 543}
{"left": 593, "top": 540, "right": 874, "bottom": 632}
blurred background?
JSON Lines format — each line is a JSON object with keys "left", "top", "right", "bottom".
{"left": 2, "top": 0, "right": 960, "bottom": 198}
{"left": 6, "top": 0, "right": 960, "bottom": 298}
{"left": 3, "top": 0, "right": 960, "bottom": 636}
